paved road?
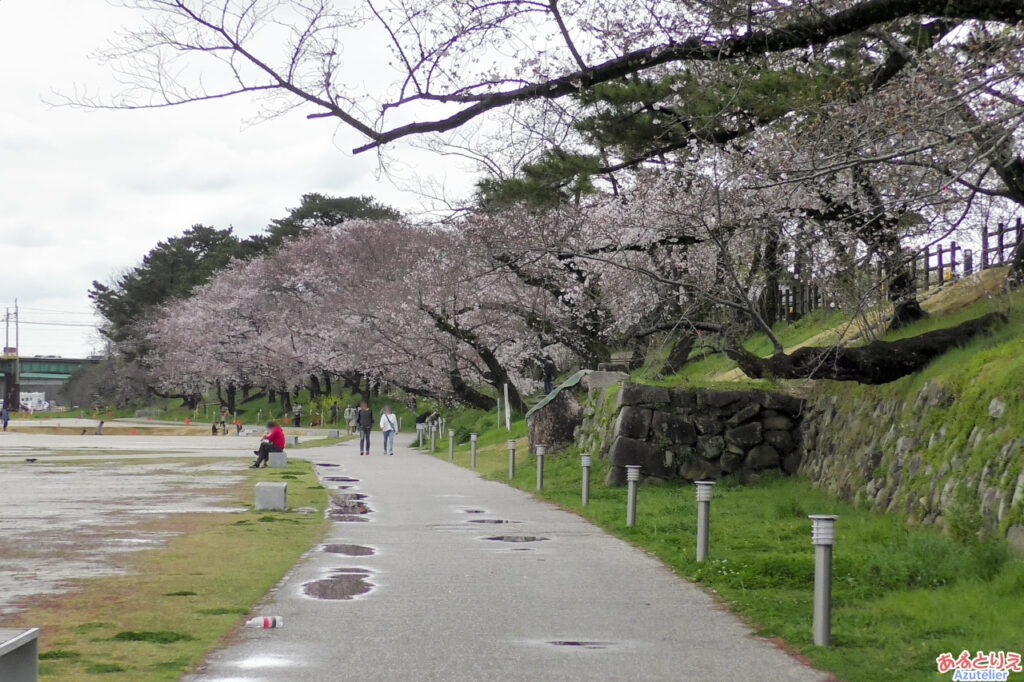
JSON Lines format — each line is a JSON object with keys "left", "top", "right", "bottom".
{"left": 185, "top": 437, "right": 827, "bottom": 682}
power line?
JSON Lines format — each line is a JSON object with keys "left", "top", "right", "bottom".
{"left": 18, "top": 320, "right": 99, "bottom": 328}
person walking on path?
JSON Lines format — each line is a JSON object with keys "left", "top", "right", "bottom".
{"left": 356, "top": 401, "right": 373, "bottom": 456}
{"left": 2, "top": 405, "right": 8, "bottom": 432}
{"left": 330, "top": 401, "right": 339, "bottom": 425}
{"left": 379, "top": 404, "right": 398, "bottom": 456}
{"left": 344, "top": 404, "right": 357, "bottom": 435}
{"left": 293, "top": 403, "right": 302, "bottom": 428}
{"left": 251, "top": 421, "right": 285, "bottom": 468}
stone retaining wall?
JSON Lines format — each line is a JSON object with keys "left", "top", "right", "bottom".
{"left": 577, "top": 381, "right": 805, "bottom": 486}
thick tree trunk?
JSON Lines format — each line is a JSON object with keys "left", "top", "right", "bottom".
{"left": 662, "top": 333, "right": 697, "bottom": 375}
{"left": 727, "top": 312, "right": 1005, "bottom": 384}
{"left": 225, "top": 382, "right": 236, "bottom": 415}
{"left": 1006, "top": 241, "right": 1024, "bottom": 290}
{"left": 759, "top": 228, "right": 781, "bottom": 324}
{"left": 281, "top": 391, "right": 292, "bottom": 414}
{"left": 308, "top": 374, "right": 321, "bottom": 400}
{"left": 268, "top": 389, "right": 277, "bottom": 405}
{"left": 322, "top": 372, "right": 332, "bottom": 396}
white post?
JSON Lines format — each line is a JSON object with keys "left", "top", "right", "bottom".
{"left": 695, "top": 481, "right": 715, "bottom": 562}
{"left": 448, "top": 429, "right": 455, "bottom": 461}
{"left": 507, "top": 439, "right": 516, "bottom": 479}
{"left": 581, "top": 454, "right": 592, "bottom": 505}
{"left": 626, "top": 465, "right": 641, "bottom": 527}
{"left": 810, "top": 515, "right": 838, "bottom": 646}
{"left": 470, "top": 433, "right": 478, "bottom": 469}
{"left": 536, "top": 444, "right": 546, "bottom": 491}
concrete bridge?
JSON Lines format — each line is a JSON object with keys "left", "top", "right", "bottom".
{"left": 0, "top": 356, "right": 96, "bottom": 408}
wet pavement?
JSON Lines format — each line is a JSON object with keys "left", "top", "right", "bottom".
{"left": 183, "top": 438, "right": 829, "bottom": 682}
{"left": 0, "top": 429, "right": 303, "bottom": 615}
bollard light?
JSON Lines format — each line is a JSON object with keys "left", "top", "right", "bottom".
{"left": 809, "top": 514, "right": 838, "bottom": 646}
{"left": 625, "top": 465, "right": 642, "bottom": 527}
{"left": 431, "top": 425, "right": 437, "bottom": 452}
{"left": 449, "top": 429, "right": 455, "bottom": 461}
{"left": 695, "top": 480, "right": 715, "bottom": 562}
{"left": 470, "top": 433, "right": 478, "bottom": 469}
{"left": 507, "top": 439, "right": 516, "bottom": 479}
{"left": 536, "top": 444, "right": 546, "bottom": 491}
{"left": 580, "top": 454, "right": 592, "bottom": 506}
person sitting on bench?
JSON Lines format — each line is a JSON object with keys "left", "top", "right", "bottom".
{"left": 251, "top": 421, "right": 285, "bottom": 468}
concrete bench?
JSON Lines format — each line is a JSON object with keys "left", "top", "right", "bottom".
{"left": 286, "top": 435, "right": 299, "bottom": 446}
{"left": 255, "top": 482, "right": 287, "bottom": 510}
{"left": 0, "top": 627, "right": 38, "bottom": 682}
{"left": 268, "top": 451, "right": 288, "bottom": 468}
{"left": 327, "top": 429, "right": 340, "bottom": 438}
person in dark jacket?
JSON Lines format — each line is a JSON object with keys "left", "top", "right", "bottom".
{"left": 542, "top": 355, "right": 556, "bottom": 394}
{"left": 356, "top": 401, "right": 373, "bottom": 456}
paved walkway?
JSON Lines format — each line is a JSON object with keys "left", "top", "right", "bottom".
{"left": 184, "top": 436, "right": 827, "bottom": 682}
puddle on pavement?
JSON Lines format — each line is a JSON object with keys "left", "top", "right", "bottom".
{"left": 467, "top": 519, "right": 521, "bottom": 524}
{"left": 329, "top": 500, "right": 372, "bottom": 515}
{"left": 315, "top": 463, "right": 340, "bottom": 467}
{"left": 324, "top": 476, "right": 359, "bottom": 482}
{"left": 322, "top": 544, "right": 375, "bottom": 556}
{"left": 329, "top": 514, "right": 370, "bottom": 523}
{"left": 485, "top": 536, "right": 549, "bottom": 543}
{"left": 303, "top": 568, "right": 374, "bottom": 600}
{"left": 330, "top": 492, "right": 368, "bottom": 501}
{"left": 547, "top": 641, "right": 613, "bottom": 650}
{"left": 463, "top": 509, "right": 486, "bottom": 514}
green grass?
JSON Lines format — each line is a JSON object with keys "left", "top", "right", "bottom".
{"left": 20, "top": 458, "right": 329, "bottom": 682}
{"left": 432, "top": 433, "right": 1023, "bottom": 682}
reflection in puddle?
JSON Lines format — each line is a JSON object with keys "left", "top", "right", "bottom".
{"left": 303, "top": 568, "right": 374, "bottom": 600}
{"left": 322, "top": 544, "right": 375, "bottom": 556}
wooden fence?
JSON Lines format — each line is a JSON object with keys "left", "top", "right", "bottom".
{"left": 776, "top": 217, "right": 1023, "bottom": 320}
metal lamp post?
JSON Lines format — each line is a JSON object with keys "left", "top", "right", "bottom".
{"left": 625, "top": 465, "right": 642, "bottom": 526}
{"left": 535, "top": 444, "right": 546, "bottom": 491}
{"left": 809, "top": 514, "right": 838, "bottom": 646}
{"left": 470, "top": 433, "right": 478, "bottom": 468}
{"left": 695, "top": 480, "right": 715, "bottom": 562}
{"left": 448, "top": 429, "right": 455, "bottom": 461}
{"left": 580, "top": 454, "right": 592, "bottom": 505}
{"left": 507, "top": 439, "right": 516, "bottom": 479}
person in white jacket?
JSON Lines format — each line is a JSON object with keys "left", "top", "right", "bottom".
{"left": 379, "top": 404, "right": 398, "bottom": 456}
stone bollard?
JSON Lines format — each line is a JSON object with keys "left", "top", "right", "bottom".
{"left": 417, "top": 423, "right": 424, "bottom": 447}
{"left": 286, "top": 435, "right": 299, "bottom": 446}
{"left": 268, "top": 451, "right": 288, "bottom": 468}
{"left": 626, "top": 465, "right": 641, "bottom": 527}
{"left": 0, "top": 626, "right": 38, "bottom": 682}
{"left": 581, "top": 454, "right": 592, "bottom": 506}
{"left": 255, "top": 482, "right": 287, "bottom": 511}
{"left": 535, "top": 444, "right": 546, "bottom": 491}
{"left": 507, "top": 439, "right": 516, "bottom": 480}
{"left": 695, "top": 481, "right": 715, "bottom": 562}
{"left": 470, "top": 433, "right": 478, "bottom": 469}
{"left": 327, "top": 429, "right": 340, "bottom": 438}
{"left": 448, "top": 429, "right": 455, "bottom": 461}
{"left": 431, "top": 425, "right": 436, "bottom": 452}
{"left": 809, "top": 515, "right": 837, "bottom": 646}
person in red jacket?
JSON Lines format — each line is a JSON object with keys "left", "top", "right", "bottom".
{"left": 251, "top": 421, "right": 285, "bottom": 468}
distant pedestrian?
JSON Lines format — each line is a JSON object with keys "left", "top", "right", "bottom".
{"left": 330, "top": 401, "right": 339, "bottom": 425}
{"left": 356, "top": 401, "right": 373, "bottom": 456}
{"left": 379, "top": 404, "right": 398, "bottom": 456}
{"left": 1, "top": 406, "right": 8, "bottom": 432}
{"left": 235, "top": 418, "right": 242, "bottom": 435}
{"left": 543, "top": 355, "right": 556, "bottom": 394}
{"left": 220, "top": 410, "right": 228, "bottom": 435}
{"left": 96, "top": 420, "right": 104, "bottom": 436}
{"left": 251, "top": 421, "right": 285, "bottom": 468}
{"left": 211, "top": 423, "right": 218, "bottom": 436}
{"left": 293, "top": 403, "right": 302, "bottom": 428}
{"left": 344, "top": 404, "right": 357, "bottom": 435}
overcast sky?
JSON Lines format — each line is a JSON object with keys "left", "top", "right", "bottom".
{"left": 0, "top": 1, "right": 477, "bottom": 358}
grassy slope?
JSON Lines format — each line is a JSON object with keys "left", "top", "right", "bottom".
{"left": 14, "top": 458, "right": 328, "bottom": 681}
{"left": 429, "top": 432, "right": 1023, "bottom": 682}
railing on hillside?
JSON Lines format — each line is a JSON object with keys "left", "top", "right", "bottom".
{"left": 773, "top": 217, "right": 1023, "bottom": 321}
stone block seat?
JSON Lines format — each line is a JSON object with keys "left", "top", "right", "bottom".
{"left": 268, "top": 450, "right": 288, "bottom": 468}
{"left": 0, "top": 627, "right": 39, "bottom": 682}
{"left": 255, "top": 482, "right": 287, "bottom": 510}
